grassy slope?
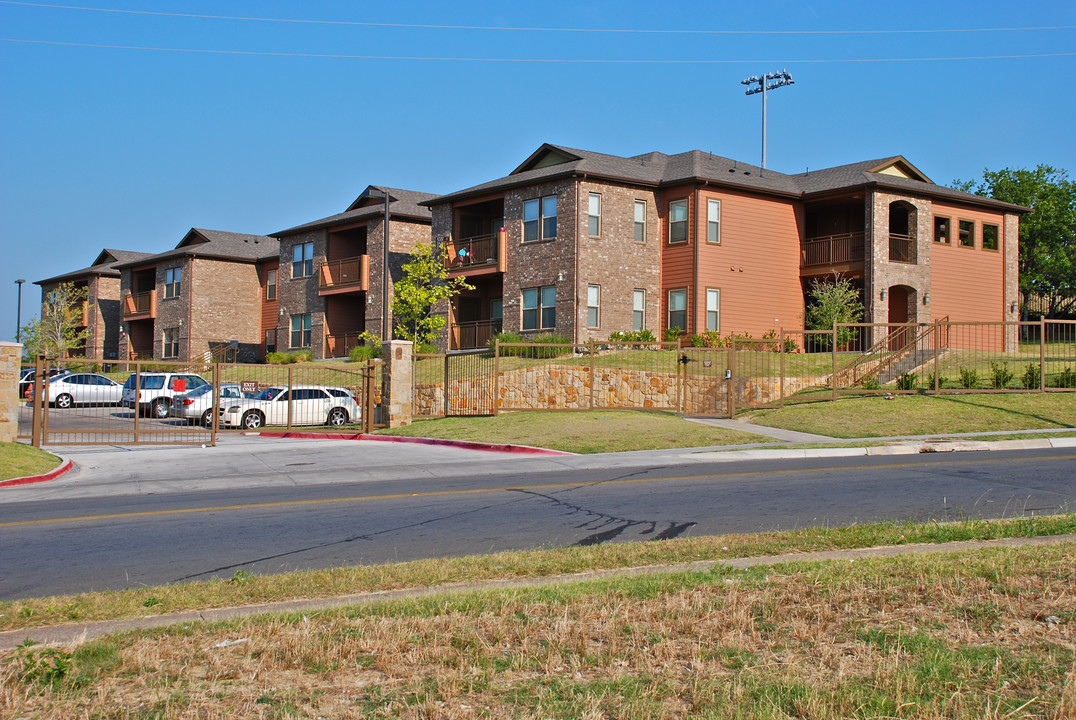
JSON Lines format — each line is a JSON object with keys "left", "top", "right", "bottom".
{"left": 0, "top": 444, "right": 61, "bottom": 482}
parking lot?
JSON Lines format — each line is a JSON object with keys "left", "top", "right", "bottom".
{"left": 18, "top": 403, "right": 212, "bottom": 444}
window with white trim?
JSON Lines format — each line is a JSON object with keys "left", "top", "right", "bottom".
{"left": 266, "top": 269, "right": 277, "bottom": 300}
{"left": 587, "top": 193, "right": 601, "bottom": 236}
{"left": 523, "top": 195, "right": 557, "bottom": 242}
{"left": 292, "top": 242, "right": 314, "bottom": 277}
{"left": 587, "top": 284, "right": 600, "bottom": 327}
{"left": 668, "top": 289, "right": 687, "bottom": 332}
{"left": 634, "top": 200, "right": 646, "bottom": 242}
{"left": 706, "top": 199, "right": 721, "bottom": 244}
{"left": 290, "top": 313, "right": 311, "bottom": 348}
{"left": 164, "top": 267, "right": 181, "bottom": 299}
{"left": 522, "top": 285, "right": 556, "bottom": 330}
{"left": 669, "top": 200, "right": 688, "bottom": 244}
{"left": 706, "top": 289, "right": 720, "bottom": 332}
{"left": 633, "top": 289, "right": 645, "bottom": 330}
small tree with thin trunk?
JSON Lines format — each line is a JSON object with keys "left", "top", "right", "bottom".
{"left": 19, "top": 282, "right": 89, "bottom": 359}
{"left": 805, "top": 272, "right": 864, "bottom": 348}
{"left": 392, "top": 243, "right": 473, "bottom": 349}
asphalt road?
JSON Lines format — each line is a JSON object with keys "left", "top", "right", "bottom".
{"left": 1, "top": 439, "right": 1073, "bottom": 600}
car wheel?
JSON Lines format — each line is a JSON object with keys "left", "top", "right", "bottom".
{"left": 153, "top": 398, "right": 171, "bottom": 419}
{"left": 201, "top": 410, "right": 214, "bottom": 428}
{"left": 55, "top": 393, "right": 74, "bottom": 409}
{"left": 241, "top": 410, "right": 264, "bottom": 429}
{"left": 327, "top": 407, "right": 349, "bottom": 426}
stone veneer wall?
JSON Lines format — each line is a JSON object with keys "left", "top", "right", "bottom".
{"left": 0, "top": 342, "right": 22, "bottom": 443}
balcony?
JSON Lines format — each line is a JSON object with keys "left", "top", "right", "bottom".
{"left": 318, "top": 255, "right": 369, "bottom": 295}
{"left": 122, "top": 291, "right": 156, "bottom": 320}
{"left": 801, "top": 232, "right": 866, "bottom": 268}
{"left": 325, "top": 332, "right": 367, "bottom": 358}
{"left": 444, "top": 233, "right": 505, "bottom": 274}
{"left": 452, "top": 318, "right": 502, "bottom": 351}
{"left": 888, "top": 233, "right": 917, "bottom": 264}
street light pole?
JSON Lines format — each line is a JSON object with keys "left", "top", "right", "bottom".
{"left": 15, "top": 279, "right": 25, "bottom": 343}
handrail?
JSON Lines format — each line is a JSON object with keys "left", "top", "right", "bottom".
{"left": 833, "top": 316, "right": 949, "bottom": 387}
{"left": 445, "top": 234, "right": 499, "bottom": 269}
{"left": 800, "top": 232, "right": 865, "bottom": 267}
{"left": 318, "top": 255, "right": 368, "bottom": 290}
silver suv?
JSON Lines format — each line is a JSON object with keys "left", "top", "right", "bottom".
{"left": 121, "top": 372, "right": 209, "bottom": 418}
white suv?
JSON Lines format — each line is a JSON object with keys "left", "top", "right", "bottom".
{"left": 220, "top": 384, "right": 360, "bottom": 429}
{"left": 122, "top": 372, "right": 209, "bottom": 418}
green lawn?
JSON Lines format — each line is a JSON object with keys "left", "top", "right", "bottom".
{"left": 0, "top": 443, "right": 62, "bottom": 482}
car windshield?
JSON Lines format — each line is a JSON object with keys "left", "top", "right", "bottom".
{"left": 255, "top": 387, "right": 283, "bottom": 401}
{"left": 185, "top": 384, "right": 213, "bottom": 397}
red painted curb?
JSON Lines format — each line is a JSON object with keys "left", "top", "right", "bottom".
{"left": 0, "top": 459, "right": 74, "bottom": 488}
{"left": 251, "top": 431, "right": 572, "bottom": 456}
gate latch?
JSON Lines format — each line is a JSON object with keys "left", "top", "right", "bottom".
{"left": 678, "top": 354, "right": 691, "bottom": 365}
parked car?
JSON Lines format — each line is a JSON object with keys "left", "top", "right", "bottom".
{"left": 219, "top": 385, "right": 360, "bottom": 429}
{"left": 26, "top": 372, "right": 123, "bottom": 408}
{"left": 121, "top": 372, "right": 209, "bottom": 418}
{"left": 171, "top": 383, "right": 247, "bottom": 426}
{"left": 20, "top": 367, "right": 70, "bottom": 398}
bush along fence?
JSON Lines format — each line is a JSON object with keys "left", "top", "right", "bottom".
{"left": 411, "top": 320, "right": 1076, "bottom": 419}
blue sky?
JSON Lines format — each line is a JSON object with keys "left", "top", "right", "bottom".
{"left": 2, "top": 0, "right": 1074, "bottom": 336}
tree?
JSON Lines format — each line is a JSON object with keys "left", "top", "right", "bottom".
{"left": 19, "top": 282, "right": 89, "bottom": 359}
{"left": 391, "top": 243, "right": 473, "bottom": 349}
{"left": 804, "top": 272, "right": 864, "bottom": 347}
{"left": 952, "top": 165, "right": 1076, "bottom": 317}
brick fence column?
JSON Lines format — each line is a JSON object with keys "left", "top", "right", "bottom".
{"left": 381, "top": 340, "right": 413, "bottom": 428}
{"left": 0, "top": 342, "right": 23, "bottom": 443}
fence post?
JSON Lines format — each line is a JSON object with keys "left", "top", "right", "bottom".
{"left": 1040, "top": 317, "right": 1046, "bottom": 392}
{"left": 493, "top": 340, "right": 500, "bottom": 416}
{"left": 588, "top": 340, "right": 595, "bottom": 410}
{"left": 364, "top": 359, "right": 375, "bottom": 433}
{"left": 728, "top": 336, "right": 737, "bottom": 419}
{"left": 211, "top": 361, "right": 220, "bottom": 445}
{"left": 933, "top": 321, "right": 940, "bottom": 394}
{"left": 831, "top": 323, "right": 838, "bottom": 401}
{"left": 779, "top": 328, "right": 786, "bottom": 407}
{"left": 30, "top": 354, "right": 44, "bottom": 448}
{"left": 132, "top": 361, "right": 140, "bottom": 445}
{"left": 287, "top": 365, "right": 293, "bottom": 431}
{"left": 675, "top": 338, "right": 682, "bottom": 416}
{"left": 443, "top": 352, "right": 450, "bottom": 418}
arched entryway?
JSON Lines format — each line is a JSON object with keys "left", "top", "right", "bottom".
{"left": 887, "top": 285, "right": 918, "bottom": 349}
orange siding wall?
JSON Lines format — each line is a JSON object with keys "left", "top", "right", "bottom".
{"left": 695, "top": 188, "right": 803, "bottom": 337}
{"left": 660, "top": 187, "right": 696, "bottom": 331}
{"left": 929, "top": 203, "right": 1007, "bottom": 323}
{"left": 260, "top": 259, "right": 279, "bottom": 335}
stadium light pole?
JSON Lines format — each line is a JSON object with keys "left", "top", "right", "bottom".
{"left": 741, "top": 69, "right": 794, "bottom": 172}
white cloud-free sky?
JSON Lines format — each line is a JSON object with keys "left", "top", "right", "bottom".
{"left": 3, "top": 0, "right": 1074, "bottom": 332}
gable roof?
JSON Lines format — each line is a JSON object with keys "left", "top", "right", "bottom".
{"left": 113, "top": 229, "right": 279, "bottom": 269}
{"left": 35, "top": 248, "right": 156, "bottom": 286}
{"left": 425, "top": 143, "right": 1028, "bottom": 213}
{"left": 273, "top": 185, "right": 437, "bottom": 237}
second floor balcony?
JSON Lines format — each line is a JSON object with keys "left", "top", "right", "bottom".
{"left": 800, "top": 232, "right": 866, "bottom": 268}
{"left": 444, "top": 233, "right": 505, "bottom": 274}
{"left": 452, "top": 318, "right": 502, "bottom": 351}
{"left": 318, "top": 255, "right": 369, "bottom": 295}
{"left": 122, "top": 291, "right": 155, "bottom": 320}
{"left": 888, "top": 233, "right": 917, "bottom": 264}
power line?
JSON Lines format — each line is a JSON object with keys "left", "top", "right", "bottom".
{"left": 2, "top": 1, "right": 1075, "bottom": 36}
{"left": 3, "top": 38, "right": 1075, "bottom": 64}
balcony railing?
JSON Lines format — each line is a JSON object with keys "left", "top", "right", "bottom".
{"left": 801, "top": 232, "right": 866, "bottom": 267}
{"left": 452, "top": 319, "right": 502, "bottom": 350}
{"left": 444, "top": 233, "right": 502, "bottom": 271}
{"left": 318, "top": 255, "right": 369, "bottom": 292}
{"left": 889, "top": 233, "right": 917, "bottom": 264}
{"left": 325, "top": 332, "right": 367, "bottom": 358}
{"left": 122, "top": 291, "right": 155, "bottom": 319}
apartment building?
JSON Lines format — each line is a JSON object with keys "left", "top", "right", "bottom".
{"left": 35, "top": 249, "right": 154, "bottom": 360}
{"left": 114, "top": 229, "right": 279, "bottom": 363}
{"left": 425, "top": 144, "right": 1024, "bottom": 350}
{"left": 270, "top": 186, "right": 436, "bottom": 359}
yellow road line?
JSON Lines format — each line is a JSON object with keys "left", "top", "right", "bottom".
{"left": 3, "top": 454, "right": 1072, "bottom": 528}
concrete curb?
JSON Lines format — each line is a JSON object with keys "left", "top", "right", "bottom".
{"left": 250, "top": 431, "right": 575, "bottom": 456}
{"left": 0, "top": 459, "right": 73, "bottom": 488}
{"left": 2, "top": 533, "right": 1072, "bottom": 652}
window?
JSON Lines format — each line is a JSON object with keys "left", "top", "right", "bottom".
{"left": 933, "top": 216, "right": 950, "bottom": 244}
{"left": 982, "top": 223, "right": 999, "bottom": 251}
{"left": 706, "top": 289, "right": 720, "bottom": 332}
{"left": 706, "top": 199, "right": 721, "bottom": 244}
{"left": 523, "top": 195, "right": 557, "bottom": 242}
{"left": 633, "top": 289, "right": 646, "bottom": 330}
{"left": 522, "top": 285, "right": 556, "bottom": 330}
{"left": 634, "top": 201, "right": 646, "bottom": 243}
{"left": 164, "top": 267, "right": 181, "bottom": 299}
{"left": 490, "top": 298, "right": 503, "bottom": 333}
{"left": 266, "top": 269, "right": 277, "bottom": 300}
{"left": 587, "top": 285, "right": 600, "bottom": 327}
{"left": 959, "top": 220, "right": 975, "bottom": 248}
{"left": 668, "top": 289, "right": 687, "bottom": 332}
{"left": 292, "top": 242, "right": 314, "bottom": 277}
{"left": 290, "top": 313, "right": 311, "bottom": 348}
{"left": 588, "top": 193, "right": 601, "bottom": 236}
{"left": 162, "top": 328, "right": 179, "bottom": 358}
{"left": 669, "top": 200, "right": 688, "bottom": 244}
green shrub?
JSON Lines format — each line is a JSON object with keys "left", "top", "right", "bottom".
{"left": 926, "top": 372, "right": 946, "bottom": 389}
{"left": 895, "top": 372, "right": 918, "bottom": 391}
{"left": 959, "top": 367, "right": 979, "bottom": 389}
{"left": 663, "top": 327, "right": 683, "bottom": 342}
{"left": 265, "top": 351, "right": 312, "bottom": 365}
{"left": 1023, "top": 362, "right": 1041, "bottom": 389}
{"left": 860, "top": 375, "right": 881, "bottom": 390}
{"left": 761, "top": 329, "right": 780, "bottom": 352}
{"left": 989, "top": 361, "right": 1014, "bottom": 389}
{"left": 608, "top": 329, "right": 657, "bottom": 343}
{"left": 1049, "top": 366, "right": 1076, "bottom": 388}
{"left": 489, "top": 331, "right": 523, "bottom": 353}
{"left": 783, "top": 337, "right": 798, "bottom": 353}
{"left": 415, "top": 342, "right": 439, "bottom": 355}
{"left": 348, "top": 344, "right": 380, "bottom": 361}
{"left": 493, "top": 332, "right": 571, "bottom": 358}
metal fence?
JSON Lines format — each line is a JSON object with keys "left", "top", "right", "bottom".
{"left": 18, "top": 356, "right": 383, "bottom": 447}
